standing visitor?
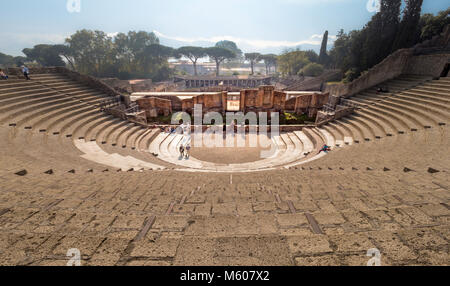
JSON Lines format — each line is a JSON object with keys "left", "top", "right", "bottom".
{"left": 179, "top": 144, "right": 185, "bottom": 158}
{"left": 185, "top": 144, "right": 191, "bottom": 159}
{"left": 22, "top": 65, "right": 30, "bottom": 80}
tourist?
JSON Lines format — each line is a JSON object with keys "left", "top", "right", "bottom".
{"left": 0, "top": 69, "right": 8, "bottom": 80}
{"left": 318, "top": 144, "right": 331, "bottom": 154}
{"left": 22, "top": 65, "right": 30, "bottom": 80}
{"left": 376, "top": 87, "right": 389, "bottom": 94}
{"left": 179, "top": 121, "right": 185, "bottom": 133}
{"left": 185, "top": 144, "right": 191, "bottom": 159}
{"left": 183, "top": 122, "right": 191, "bottom": 135}
{"left": 230, "top": 120, "right": 236, "bottom": 130}
{"left": 179, "top": 144, "right": 185, "bottom": 158}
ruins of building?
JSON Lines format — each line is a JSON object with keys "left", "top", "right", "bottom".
{"left": 131, "top": 86, "right": 329, "bottom": 120}
{"left": 136, "top": 97, "right": 173, "bottom": 118}
{"left": 174, "top": 75, "right": 272, "bottom": 89}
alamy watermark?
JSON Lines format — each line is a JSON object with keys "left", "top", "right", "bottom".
{"left": 67, "top": 248, "right": 81, "bottom": 266}
{"left": 171, "top": 105, "right": 280, "bottom": 159}
{"left": 367, "top": 248, "right": 382, "bottom": 266}
{"left": 67, "top": 0, "right": 81, "bottom": 13}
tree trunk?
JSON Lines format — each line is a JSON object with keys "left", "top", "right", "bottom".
{"left": 216, "top": 61, "right": 220, "bottom": 76}
{"left": 193, "top": 61, "right": 198, "bottom": 76}
{"left": 251, "top": 61, "right": 254, "bottom": 75}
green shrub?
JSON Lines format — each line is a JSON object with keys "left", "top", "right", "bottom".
{"left": 300, "top": 63, "right": 324, "bottom": 77}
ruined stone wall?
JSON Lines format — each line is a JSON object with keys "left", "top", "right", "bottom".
{"left": 294, "top": 94, "right": 312, "bottom": 114}
{"left": 312, "top": 93, "right": 329, "bottom": 108}
{"left": 137, "top": 97, "right": 172, "bottom": 118}
{"left": 258, "top": 86, "right": 275, "bottom": 108}
{"left": 157, "top": 86, "right": 328, "bottom": 117}
{"left": 285, "top": 98, "right": 297, "bottom": 111}
{"left": 203, "top": 93, "right": 223, "bottom": 109}
{"left": 273, "top": 91, "right": 286, "bottom": 111}
{"left": 239, "top": 86, "right": 285, "bottom": 112}
{"left": 241, "top": 89, "right": 259, "bottom": 110}
{"left": 186, "top": 93, "right": 225, "bottom": 114}
{"left": 150, "top": 96, "right": 183, "bottom": 111}
{"left": 182, "top": 98, "right": 194, "bottom": 114}
{"left": 404, "top": 54, "right": 449, "bottom": 78}
{"left": 293, "top": 93, "right": 329, "bottom": 117}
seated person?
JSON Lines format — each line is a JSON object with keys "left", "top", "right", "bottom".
{"left": 376, "top": 87, "right": 389, "bottom": 93}
{"left": 0, "top": 69, "right": 8, "bottom": 80}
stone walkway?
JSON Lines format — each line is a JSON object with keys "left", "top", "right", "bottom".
{"left": 0, "top": 128, "right": 448, "bottom": 265}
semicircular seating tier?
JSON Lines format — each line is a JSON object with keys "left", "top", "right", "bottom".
{"left": 0, "top": 72, "right": 448, "bottom": 175}
{"left": 147, "top": 130, "right": 327, "bottom": 173}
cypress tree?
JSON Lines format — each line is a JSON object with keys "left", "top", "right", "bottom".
{"left": 319, "top": 30, "right": 329, "bottom": 65}
{"left": 379, "top": 0, "right": 402, "bottom": 60}
{"left": 392, "top": 0, "right": 424, "bottom": 51}
{"left": 362, "top": 12, "right": 383, "bottom": 69}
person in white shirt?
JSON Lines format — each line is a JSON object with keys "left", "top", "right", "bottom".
{"left": 22, "top": 66, "right": 30, "bottom": 80}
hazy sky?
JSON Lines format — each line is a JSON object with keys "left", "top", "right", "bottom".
{"left": 0, "top": 0, "right": 448, "bottom": 56}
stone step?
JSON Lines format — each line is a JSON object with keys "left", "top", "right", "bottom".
{"left": 74, "top": 139, "right": 164, "bottom": 171}
{"left": 353, "top": 95, "right": 436, "bottom": 127}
